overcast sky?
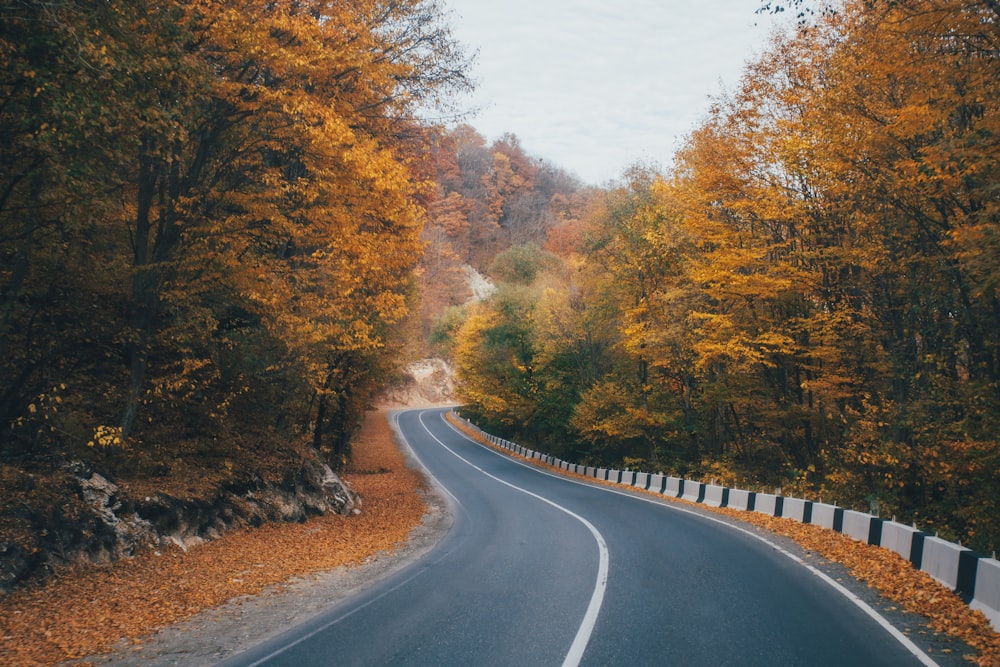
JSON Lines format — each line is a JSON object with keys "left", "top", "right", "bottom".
{"left": 439, "top": 1, "right": 791, "bottom": 185}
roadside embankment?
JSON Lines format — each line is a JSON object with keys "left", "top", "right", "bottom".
{"left": 0, "top": 409, "right": 434, "bottom": 667}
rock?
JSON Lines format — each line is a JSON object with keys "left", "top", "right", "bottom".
{"left": 0, "top": 541, "right": 39, "bottom": 591}
{"left": 79, "top": 472, "right": 120, "bottom": 524}
{"left": 379, "top": 358, "right": 457, "bottom": 407}
{"left": 0, "top": 448, "right": 360, "bottom": 592}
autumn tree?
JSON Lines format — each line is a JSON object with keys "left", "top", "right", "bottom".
{"left": 454, "top": 246, "right": 612, "bottom": 455}
{"left": 415, "top": 125, "right": 589, "bottom": 358}
{"left": 1, "top": 0, "right": 471, "bottom": 474}
{"left": 1, "top": 0, "right": 147, "bottom": 457}
{"left": 454, "top": 285, "right": 539, "bottom": 437}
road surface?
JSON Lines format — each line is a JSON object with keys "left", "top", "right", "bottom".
{"left": 221, "top": 407, "right": 938, "bottom": 666}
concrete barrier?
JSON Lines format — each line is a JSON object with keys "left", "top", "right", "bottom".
{"left": 754, "top": 493, "right": 779, "bottom": 517}
{"left": 681, "top": 481, "right": 703, "bottom": 503}
{"left": 971, "top": 558, "right": 1000, "bottom": 631}
{"left": 781, "top": 497, "right": 810, "bottom": 523}
{"left": 727, "top": 489, "right": 753, "bottom": 511}
{"left": 620, "top": 471, "right": 636, "bottom": 486}
{"left": 607, "top": 470, "right": 621, "bottom": 483}
{"left": 634, "top": 472, "right": 650, "bottom": 489}
{"left": 702, "top": 485, "right": 728, "bottom": 508}
{"left": 665, "top": 477, "right": 682, "bottom": 497}
{"left": 809, "top": 503, "right": 839, "bottom": 530}
{"left": 840, "top": 510, "right": 880, "bottom": 544}
{"left": 648, "top": 474, "right": 666, "bottom": 494}
{"left": 597, "top": 468, "right": 607, "bottom": 481}
{"left": 879, "top": 521, "right": 924, "bottom": 563}
{"left": 920, "top": 535, "right": 969, "bottom": 591}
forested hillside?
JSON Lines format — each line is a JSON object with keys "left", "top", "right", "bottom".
{"left": 450, "top": 0, "right": 1000, "bottom": 553}
{"left": 0, "top": 0, "right": 469, "bottom": 587}
{"left": 413, "top": 125, "right": 595, "bottom": 347}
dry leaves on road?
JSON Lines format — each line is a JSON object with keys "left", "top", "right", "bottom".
{"left": 0, "top": 409, "right": 426, "bottom": 667}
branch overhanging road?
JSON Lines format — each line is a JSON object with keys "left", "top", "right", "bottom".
{"left": 222, "top": 407, "right": 939, "bottom": 667}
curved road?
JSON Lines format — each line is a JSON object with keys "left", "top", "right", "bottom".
{"left": 222, "top": 408, "right": 937, "bottom": 666}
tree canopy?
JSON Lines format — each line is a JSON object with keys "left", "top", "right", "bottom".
{"left": 1, "top": 0, "right": 470, "bottom": 473}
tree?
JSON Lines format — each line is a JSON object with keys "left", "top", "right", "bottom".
{"left": 1, "top": 0, "right": 472, "bottom": 474}
{"left": 454, "top": 286, "right": 539, "bottom": 437}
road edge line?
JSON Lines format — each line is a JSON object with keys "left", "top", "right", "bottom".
{"left": 417, "top": 410, "right": 608, "bottom": 667}
{"left": 442, "top": 411, "right": 939, "bottom": 667}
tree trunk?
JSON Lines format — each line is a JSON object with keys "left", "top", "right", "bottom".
{"left": 121, "top": 145, "right": 157, "bottom": 438}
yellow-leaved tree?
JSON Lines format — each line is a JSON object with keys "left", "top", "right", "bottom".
{"left": 1, "top": 0, "right": 470, "bottom": 472}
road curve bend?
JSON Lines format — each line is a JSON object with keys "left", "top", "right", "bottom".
{"left": 222, "top": 407, "right": 940, "bottom": 667}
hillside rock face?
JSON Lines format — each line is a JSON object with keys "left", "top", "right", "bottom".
{"left": 2, "top": 355, "right": 455, "bottom": 592}
{"left": 0, "top": 456, "right": 356, "bottom": 592}
{"left": 380, "top": 358, "right": 457, "bottom": 407}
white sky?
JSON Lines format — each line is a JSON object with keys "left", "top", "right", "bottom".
{"left": 440, "top": 1, "right": 791, "bottom": 185}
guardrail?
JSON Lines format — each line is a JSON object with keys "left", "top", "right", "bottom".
{"left": 457, "top": 415, "right": 1000, "bottom": 632}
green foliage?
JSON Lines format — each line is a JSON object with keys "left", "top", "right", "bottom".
{"left": 489, "top": 243, "right": 558, "bottom": 285}
{"left": 430, "top": 305, "right": 467, "bottom": 354}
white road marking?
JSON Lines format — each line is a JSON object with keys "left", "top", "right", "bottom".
{"left": 417, "top": 411, "right": 609, "bottom": 667}
{"left": 444, "top": 412, "right": 939, "bottom": 667}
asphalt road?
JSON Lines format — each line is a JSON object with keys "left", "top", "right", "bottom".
{"left": 220, "top": 407, "right": 938, "bottom": 667}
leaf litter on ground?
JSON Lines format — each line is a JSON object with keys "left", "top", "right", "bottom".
{"left": 0, "top": 409, "right": 426, "bottom": 667}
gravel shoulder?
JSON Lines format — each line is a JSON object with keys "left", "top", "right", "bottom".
{"left": 73, "top": 485, "right": 451, "bottom": 667}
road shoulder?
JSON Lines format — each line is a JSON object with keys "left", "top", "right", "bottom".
{"left": 72, "top": 483, "right": 451, "bottom": 667}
